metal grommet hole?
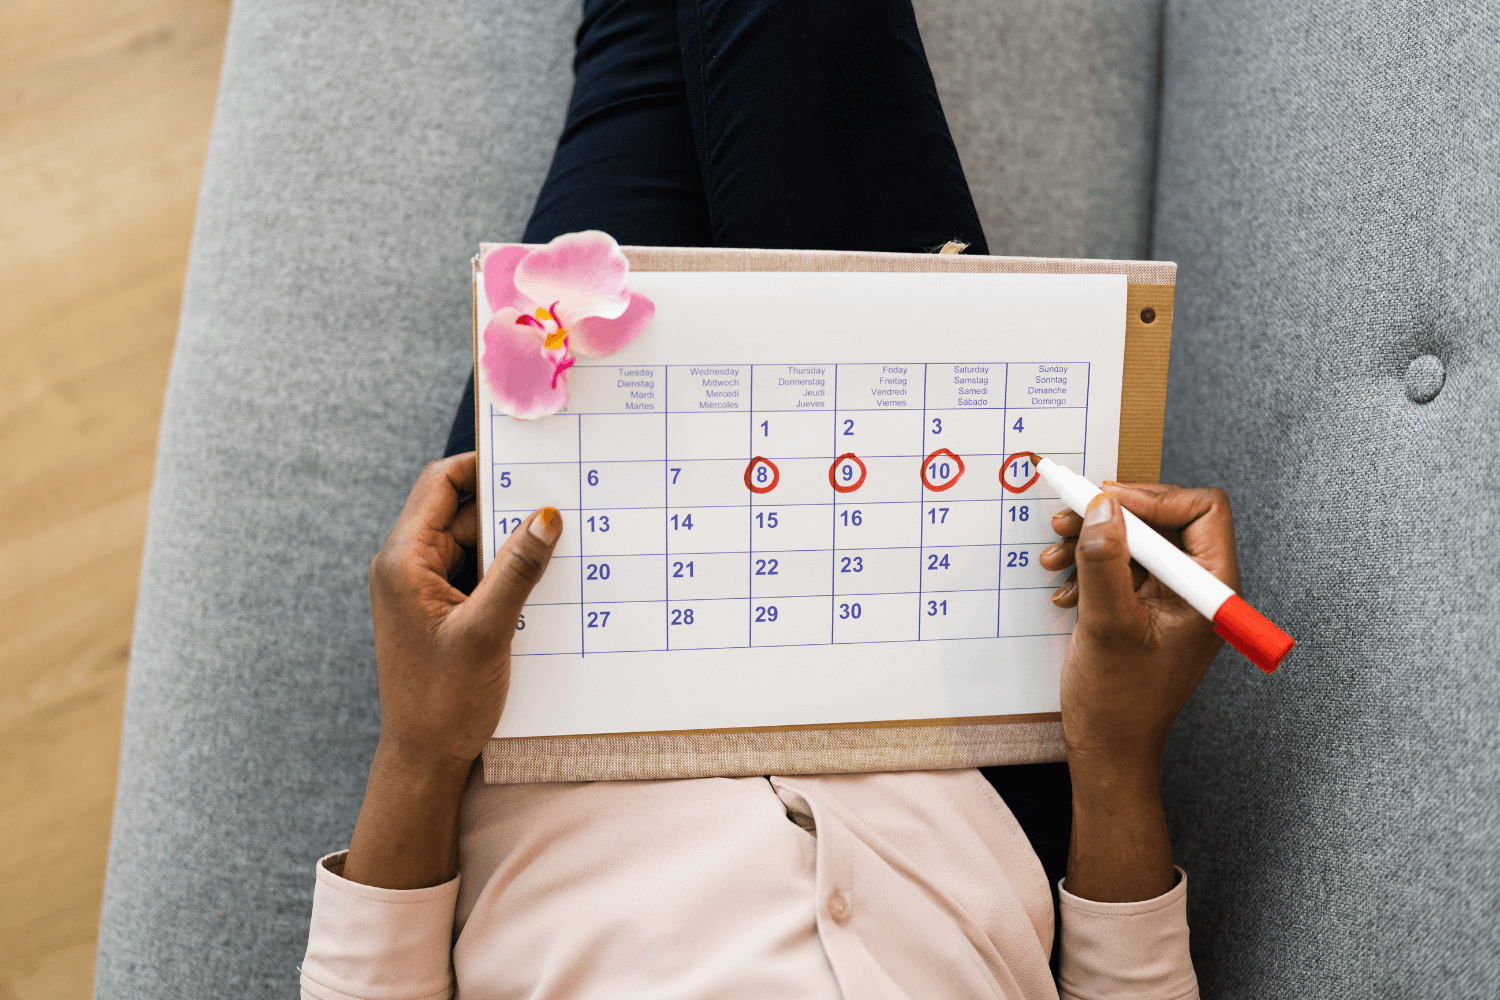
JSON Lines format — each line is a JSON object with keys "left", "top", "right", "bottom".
{"left": 1140, "top": 307, "right": 1156, "bottom": 324}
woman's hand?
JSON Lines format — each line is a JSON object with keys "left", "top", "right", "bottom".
{"left": 1037, "top": 483, "right": 1240, "bottom": 901}
{"left": 369, "top": 453, "right": 561, "bottom": 774}
{"left": 344, "top": 453, "right": 561, "bottom": 889}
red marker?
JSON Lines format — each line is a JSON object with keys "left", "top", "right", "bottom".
{"left": 1033, "top": 455, "right": 1294, "bottom": 673}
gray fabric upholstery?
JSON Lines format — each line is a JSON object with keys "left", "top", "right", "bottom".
{"left": 914, "top": 0, "right": 1164, "bottom": 260}
{"left": 97, "top": 1, "right": 1166, "bottom": 995}
{"left": 94, "top": 1, "right": 578, "bottom": 995}
{"left": 103, "top": 0, "right": 1500, "bottom": 996}
{"left": 1154, "top": 2, "right": 1500, "bottom": 997}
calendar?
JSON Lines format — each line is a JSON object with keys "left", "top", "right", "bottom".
{"left": 476, "top": 267, "right": 1128, "bottom": 740}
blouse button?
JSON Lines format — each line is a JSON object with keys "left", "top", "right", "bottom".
{"left": 827, "top": 891, "right": 850, "bottom": 923}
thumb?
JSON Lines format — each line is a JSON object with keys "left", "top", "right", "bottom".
{"left": 1072, "top": 494, "right": 1146, "bottom": 641}
{"left": 464, "top": 507, "right": 563, "bottom": 641}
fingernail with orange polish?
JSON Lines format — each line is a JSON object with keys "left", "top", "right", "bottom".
{"left": 529, "top": 506, "right": 562, "bottom": 543}
{"left": 1084, "top": 494, "right": 1115, "bottom": 526}
{"left": 1050, "top": 579, "right": 1077, "bottom": 604}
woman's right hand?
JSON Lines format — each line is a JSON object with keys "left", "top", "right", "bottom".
{"left": 1038, "top": 482, "right": 1240, "bottom": 902}
{"left": 1042, "top": 484, "right": 1239, "bottom": 778}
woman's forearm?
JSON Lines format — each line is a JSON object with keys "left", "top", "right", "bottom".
{"left": 342, "top": 740, "right": 471, "bottom": 890}
{"left": 1065, "top": 760, "right": 1176, "bottom": 903}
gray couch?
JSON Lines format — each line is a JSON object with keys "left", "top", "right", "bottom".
{"left": 94, "top": 1, "right": 1499, "bottom": 996}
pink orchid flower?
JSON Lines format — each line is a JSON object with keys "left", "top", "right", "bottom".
{"left": 480, "top": 231, "right": 655, "bottom": 419}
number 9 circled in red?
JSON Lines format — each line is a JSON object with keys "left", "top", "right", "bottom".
{"left": 744, "top": 456, "right": 780, "bottom": 494}
{"left": 828, "top": 453, "right": 867, "bottom": 493}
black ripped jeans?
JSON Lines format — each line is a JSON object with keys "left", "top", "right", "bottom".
{"left": 444, "top": 0, "right": 1070, "bottom": 944}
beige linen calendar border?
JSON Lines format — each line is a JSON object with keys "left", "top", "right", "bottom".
{"left": 473, "top": 245, "right": 1176, "bottom": 784}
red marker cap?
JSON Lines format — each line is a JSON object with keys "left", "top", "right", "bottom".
{"left": 1212, "top": 595, "right": 1295, "bottom": 673}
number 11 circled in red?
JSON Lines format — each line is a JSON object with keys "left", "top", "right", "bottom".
{"left": 1001, "top": 451, "right": 1042, "bottom": 493}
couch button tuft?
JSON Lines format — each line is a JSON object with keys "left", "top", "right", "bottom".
{"left": 1404, "top": 355, "right": 1445, "bottom": 403}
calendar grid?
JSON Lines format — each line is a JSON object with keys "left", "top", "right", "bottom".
{"left": 663, "top": 365, "right": 670, "bottom": 652}
{"left": 577, "top": 415, "right": 585, "bottom": 657}
{"left": 1080, "top": 363, "right": 1091, "bottom": 479}
{"left": 996, "top": 363, "right": 1010, "bottom": 636}
{"left": 828, "top": 364, "right": 838, "bottom": 644}
{"left": 747, "top": 365, "right": 754, "bottom": 648}
{"left": 491, "top": 360, "right": 1092, "bottom": 657}
{"left": 916, "top": 363, "right": 928, "bottom": 640}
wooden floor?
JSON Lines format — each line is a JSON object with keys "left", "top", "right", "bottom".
{"left": 0, "top": 1, "right": 230, "bottom": 996}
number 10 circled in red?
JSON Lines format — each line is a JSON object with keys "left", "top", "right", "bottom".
{"left": 829, "top": 453, "right": 867, "bottom": 493}
{"left": 744, "top": 457, "right": 780, "bottom": 494}
{"left": 921, "top": 448, "right": 965, "bottom": 491}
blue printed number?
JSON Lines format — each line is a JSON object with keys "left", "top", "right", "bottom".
{"left": 672, "top": 561, "right": 694, "bottom": 578}
{"left": 516, "top": 613, "right": 526, "bottom": 630}
{"left": 838, "top": 602, "right": 861, "bottom": 620}
{"left": 498, "top": 471, "right": 512, "bottom": 487}
{"left": 755, "top": 558, "right": 779, "bottom": 576}
{"left": 586, "top": 610, "right": 610, "bottom": 628}
{"left": 670, "top": 608, "right": 695, "bottom": 625}
{"left": 587, "top": 515, "right": 610, "bottom": 532}
{"left": 926, "top": 600, "right": 947, "bottom": 617}
{"left": 498, "top": 516, "right": 523, "bottom": 535}
{"left": 754, "top": 605, "right": 778, "bottom": 622}
{"left": 1008, "top": 506, "right": 1028, "bottom": 522}
{"left": 1006, "top": 551, "right": 1029, "bottom": 568}
{"left": 839, "top": 556, "right": 863, "bottom": 573}
{"left": 586, "top": 563, "right": 610, "bottom": 580}
{"left": 671, "top": 514, "right": 694, "bottom": 530}
{"left": 927, "top": 553, "right": 950, "bottom": 570}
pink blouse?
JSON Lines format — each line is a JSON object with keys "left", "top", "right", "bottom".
{"left": 300, "top": 768, "right": 1198, "bottom": 999}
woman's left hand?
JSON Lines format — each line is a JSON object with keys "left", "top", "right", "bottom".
{"left": 368, "top": 453, "right": 561, "bottom": 776}
{"left": 344, "top": 453, "right": 561, "bottom": 889}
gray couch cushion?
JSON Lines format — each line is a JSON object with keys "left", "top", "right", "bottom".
{"left": 914, "top": 0, "right": 1164, "bottom": 260}
{"left": 93, "top": 1, "right": 578, "bottom": 995}
{"left": 95, "top": 0, "right": 1168, "bottom": 995}
{"left": 1153, "top": 2, "right": 1500, "bottom": 996}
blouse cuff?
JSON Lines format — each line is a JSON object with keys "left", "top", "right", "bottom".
{"left": 300, "top": 851, "right": 459, "bottom": 1000}
{"left": 1057, "top": 866, "right": 1199, "bottom": 1000}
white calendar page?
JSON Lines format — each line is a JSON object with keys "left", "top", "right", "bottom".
{"left": 476, "top": 269, "right": 1126, "bottom": 738}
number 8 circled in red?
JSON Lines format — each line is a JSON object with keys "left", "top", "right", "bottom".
{"left": 744, "top": 457, "right": 780, "bottom": 494}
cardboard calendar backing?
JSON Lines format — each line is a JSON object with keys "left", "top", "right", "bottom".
{"left": 474, "top": 246, "right": 1175, "bottom": 783}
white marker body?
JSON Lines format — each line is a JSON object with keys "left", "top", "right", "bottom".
{"left": 1036, "top": 457, "right": 1235, "bottom": 621}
